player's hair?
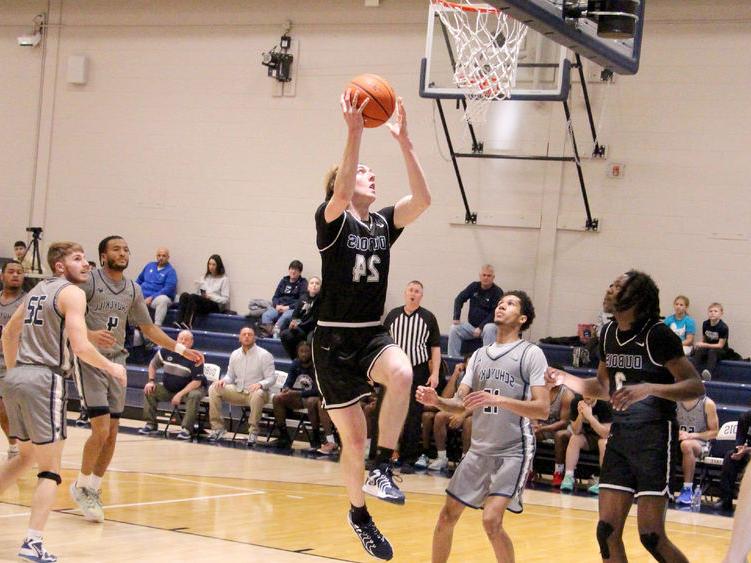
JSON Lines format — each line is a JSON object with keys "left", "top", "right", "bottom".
{"left": 206, "top": 254, "right": 225, "bottom": 276}
{"left": 13, "top": 240, "right": 26, "bottom": 248}
{"left": 616, "top": 270, "right": 660, "bottom": 321}
{"left": 674, "top": 295, "right": 689, "bottom": 307}
{"left": 47, "top": 242, "right": 84, "bottom": 271}
{"left": 708, "top": 302, "right": 723, "bottom": 312}
{"left": 503, "top": 290, "right": 535, "bottom": 331}
{"left": 289, "top": 260, "right": 303, "bottom": 272}
{"left": 2, "top": 260, "right": 23, "bottom": 273}
{"left": 324, "top": 165, "right": 338, "bottom": 201}
{"left": 98, "top": 235, "right": 125, "bottom": 257}
{"left": 407, "top": 280, "right": 423, "bottom": 288}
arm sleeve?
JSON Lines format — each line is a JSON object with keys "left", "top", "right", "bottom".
{"left": 283, "top": 362, "right": 299, "bottom": 389}
{"left": 271, "top": 278, "right": 285, "bottom": 306}
{"left": 161, "top": 267, "right": 177, "bottom": 299}
{"left": 224, "top": 351, "right": 236, "bottom": 385}
{"left": 377, "top": 206, "right": 404, "bottom": 246}
{"left": 523, "top": 345, "right": 549, "bottom": 387}
{"left": 129, "top": 283, "right": 155, "bottom": 327}
{"left": 217, "top": 277, "right": 230, "bottom": 305}
{"left": 261, "top": 351, "right": 276, "bottom": 390}
{"left": 648, "top": 323, "right": 685, "bottom": 365}
{"left": 427, "top": 311, "right": 441, "bottom": 348}
{"left": 136, "top": 267, "right": 146, "bottom": 286}
{"left": 315, "top": 202, "right": 346, "bottom": 250}
{"left": 453, "top": 283, "right": 475, "bottom": 321}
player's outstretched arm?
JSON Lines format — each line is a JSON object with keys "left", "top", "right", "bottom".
{"left": 611, "top": 356, "right": 704, "bottom": 411}
{"left": 325, "top": 91, "right": 369, "bottom": 223}
{"left": 416, "top": 383, "right": 468, "bottom": 415}
{"left": 59, "top": 286, "right": 126, "bottom": 386}
{"left": 545, "top": 362, "right": 610, "bottom": 400}
{"left": 139, "top": 323, "right": 205, "bottom": 365}
{"left": 390, "top": 99, "right": 431, "bottom": 229}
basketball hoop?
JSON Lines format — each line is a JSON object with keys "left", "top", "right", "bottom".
{"left": 433, "top": 0, "right": 528, "bottom": 123}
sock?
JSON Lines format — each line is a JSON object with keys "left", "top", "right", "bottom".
{"left": 363, "top": 438, "right": 371, "bottom": 453}
{"left": 8, "top": 444, "right": 19, "bottom": 453}
{"left": 554, "top": 463, "right": 564, "bottom": 473}
{"left": 350, "top": 503, "right": 371, "bottom": 525}
{"left": 326, "top": 434, "right": 335, "bottom": 444}
{"left": 77, "top": 472, "right": 91, "bottom": 490}
{"left": 375, "top": 447, "right": 394, "bottom": 465}
{"left": 565, "top": 470, "right": 574, "bottom": 478}
{"left": 683, "top": 482, "right": 693, "bottom": 490}
{"left": 90, "top": 475, "right": 103, "bottom": 491}
{"left": 436, "top": 450, "right": 447, "bottom": 460}
{"left": 26, "top": 529, "right": 43, "bottom": 542}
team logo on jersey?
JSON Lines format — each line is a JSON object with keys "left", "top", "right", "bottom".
{"left": 606, "top": 353, "right": 643, "bottom": 370}
{"left": 479, "top": 367, "right": 515, "bottom": 387}
{"left": 346, "top": 234, "right": 387, "bottom": 252}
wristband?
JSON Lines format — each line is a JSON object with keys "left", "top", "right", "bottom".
{"left": 175, "top": 343, "right": 186, "bottom": 355}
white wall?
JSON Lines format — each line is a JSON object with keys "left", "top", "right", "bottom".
{"left": 1, "top": 0, "right": 749, "bottom": 355}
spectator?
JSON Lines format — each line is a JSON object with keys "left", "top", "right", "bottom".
{"left": 664, "top": 295, "right": 696, "bottom": 356}
{"left": 138, "top": 330, "right": 206, "bottom": 440}
{"left": 259, "top": 260, "right": 307, "bottom": 338}
{"left": 279, "top": 276, "right": 321, "bottom": 359}
{"left": 533, "top": 382, "right": 575, "bottom": 486}
{"left": 383, "top": 280, "right": 441, "bottom": 473}
{"left": 136, "top": 247, "right": 178, "bottom": 327}
{"left": 271, "top": 341, "right": 338, "bottom": 454}
{"left": 175, "top": 254, "right": 230, "bottom": 329}
{"left": 675, "top": 395, "right": 718, "bottom": 505}
{"left": 560, "top": 396, "right": 612, "bottom": 494}
{"left": 12, "top": 241, "right": 34, "bottom": 273}
{"left": 691, "top": 302, "right": 729, "bottom": 381}
{"left": 713, "top": 409, "right": 751, "bottom": 512}
{"left": 207, "top": 327, "right": 275, "bottom": 445}
{"left": 447, "top": 264, "right": 503, "bottom": 357}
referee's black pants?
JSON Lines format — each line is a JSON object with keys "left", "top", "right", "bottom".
{"left": 399, "top": 362, "right": 431, "bottom": 465}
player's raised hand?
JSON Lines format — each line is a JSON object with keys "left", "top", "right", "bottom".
{"left": 416, "top": 385, "right": 439, "bottom": 407}
{"left": 340, "top": 89, "right": 369, "bottom": 133}
{"left": 545, "top": 366, "right": 565, "bottom": 387}
{"left": 463, "top": 390, "right": 501, "bottom": 411}
{"left": 610, "top": 382, "right": 651, "bottom": 411}
{"left": 182, "top": 347, "right": 204, "bottom": 366}
{"left": 386, "top": 97, "right": 409, "bottom": 143}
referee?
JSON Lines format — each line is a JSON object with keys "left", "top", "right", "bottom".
{"left": 383, "top": 280, "right": 441, "bottom": 473}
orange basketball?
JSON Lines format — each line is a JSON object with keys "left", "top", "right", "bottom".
{"left": 346, "top": 74, "right": 396, "bottom": 128}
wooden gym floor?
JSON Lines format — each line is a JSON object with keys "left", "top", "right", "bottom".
{"left": 0, "top": 422, "right": 734, "bottom": 562}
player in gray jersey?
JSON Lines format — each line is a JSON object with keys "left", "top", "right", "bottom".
{"left": 675, "top": 394, "right": 718, "bottom": 505}
{"left": 417, "top": 291, "right": 548, "bottom": 563}
{"left": 0, "top": 260, "right": 25, "bottom": 458}
{"left": 71, "top": 236, "right": 203, "bottom": 523}
{"left": 0, "top": 242, "right": 126, "bottom": 563}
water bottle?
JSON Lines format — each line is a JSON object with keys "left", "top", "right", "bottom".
{"left": 691, "top": 486, "right": 702, "bottom": 512}
{"left": 273, "top": 326, "right": 281, "bottom": 340}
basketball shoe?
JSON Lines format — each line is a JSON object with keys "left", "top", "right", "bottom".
{"left": 18, "top": 538, "right": 57, "bottom": 563}
{"left": 348, "top": 512, "right": 393, "bottom": 561}
{"left": 363, "top": 464, "right": 405, "bottom": 505}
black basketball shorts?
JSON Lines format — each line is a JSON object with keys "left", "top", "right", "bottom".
{"left": 311, "top": 325, "right": 397, "bottom": 410}
{"left": 600, "top": 419, "right": 677, "bottom": 498}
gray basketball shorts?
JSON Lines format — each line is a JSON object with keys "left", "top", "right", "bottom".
{"left": 75, "top": 356, "right": 126, "bottom": 418}
{"left": 3, "top": 365, "right": 67, "bottom": 445}
{"left": 446, "top": 449, "right": 533, "bottom": 513}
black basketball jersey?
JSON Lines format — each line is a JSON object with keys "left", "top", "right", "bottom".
{"left": 599, "top": 318, "right": 684, "bottom": 424}
{"left": 315, "top": 202, "right": 403, "bottom": 325}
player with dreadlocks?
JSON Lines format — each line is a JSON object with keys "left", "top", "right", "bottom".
{"left": 546, "top": 271, "right": 705, "bottom": 562}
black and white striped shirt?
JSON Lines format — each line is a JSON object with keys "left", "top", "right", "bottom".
{"left": 383, "top": 306, "right": 441, "bottom": 367}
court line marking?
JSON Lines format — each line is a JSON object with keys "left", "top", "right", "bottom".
{"left": 62, "top": 491, "right": 264, "bottom": 512}
{"left": 0, "top": 511, "right": 31, "bottom": 519}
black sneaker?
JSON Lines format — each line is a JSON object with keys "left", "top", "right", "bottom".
{"left": 75, "top": 412, "right": 90, "bottom": 428}
{"left": 347, "top": 512, "right": 393, "bottom": 561}
{"left": 399, "top": 463, "right": 416, "bottom": 475}
{"left": 362, "top": 463, "right": 405, "bottom": 505}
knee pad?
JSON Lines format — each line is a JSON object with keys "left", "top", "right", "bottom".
{"left": 37, "top": 471, "right": 62, "bottom": 485}
{"left": 596, "top": 521, "right": 614, "bottom": 559}
{"left": 639, "top": 532, "right": 666, "bottom": 563}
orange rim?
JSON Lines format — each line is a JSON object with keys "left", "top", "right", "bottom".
{"left": 432, "top": 0, "right": 500, "bottom": 15}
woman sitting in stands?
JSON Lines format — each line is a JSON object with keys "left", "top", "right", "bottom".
{"left": 175, "top": 254, "right": 230, "bottom": 329}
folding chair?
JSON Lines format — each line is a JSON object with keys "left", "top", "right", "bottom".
{"left": 232, "top": 370, "right": 288, "bottom": 441}
{"left": 697, "top": 420, "right": 737, "bottom": 499}
{"left": 164, "top": 362, "right": 221, "bottom": 436}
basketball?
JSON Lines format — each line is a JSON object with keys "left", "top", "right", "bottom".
{"left": 346, "top": 73, "right": 396, "bottom": 128}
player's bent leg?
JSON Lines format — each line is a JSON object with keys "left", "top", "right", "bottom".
{"left": 482, "top": 495, "right": 514, "bottom": 563}
{"left": 369, "top": 346, "right": 412, "bottom": 451}
{"left": 680, "top": 440, "right": 701, "bottom": 483}
{"left": 636, "top": 495, "right": 688, "bottom": 563}
{"left": 597, "top": 489, "right": 632, "bottom": 562}
{"left": 433, "top": 495, "right": 466, "bottom": 563}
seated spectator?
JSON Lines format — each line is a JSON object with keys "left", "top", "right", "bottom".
{"left": 664, "top": 295, "right": 696, "bottom": 356}
{"left": 271, "top": 341, "right": 337, "bottom": 454}
{"left": 690, "top": 302, "right": 729, "bottom": 381}
{"left": 12, "top": 240, "right": 34, "bottom": 273}
{"left": 447, "top": 264, "right": 502, "bottom": 357}
{"left": 136, "top": 247, "right": 177, "bottom": 327}
{"left": 207, "top": 327, "right": 274, "bottom": 445}
{"left": 138, "top": 330, "right": 206, "bottom": 440}
{"left": 259, "top": 260, "right": 307, "bottom": 337}
{"left": 713, "top": 409, "right": 751, "bottom": 512}
{"left": 675, "top": 395, "right": 718, "bottom": 505}
{"left": 533, "top": 382, "right": 575, "bottom": 486}
{"left": 560, "top": 396, "right": 612, "bottom": 494}
{"left": 175, "top": 254, "right": 230, "bottom": 328}
{"left": 279, "top": 276, "right": 321, "bottom": 359}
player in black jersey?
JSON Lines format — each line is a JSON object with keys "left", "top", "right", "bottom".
{"left": 313, "top": 91, "right": 430, "bottom": 561}
{"left": 546, "top": 271, "right": 704, "bottom": 563}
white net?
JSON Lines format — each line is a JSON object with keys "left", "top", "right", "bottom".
{"left": 434, "top": 0, "right": 528, "bottom": 123}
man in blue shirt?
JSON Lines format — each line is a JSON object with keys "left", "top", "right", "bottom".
{"left": 447, "top": 265, "right": 503, "bottom": 357}
{"left": 136, "top": 247, "right": 178, "bottom": 326}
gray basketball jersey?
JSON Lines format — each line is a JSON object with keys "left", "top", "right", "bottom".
{"left": 0, "top": 291, "right": 26, "bottom": 369}
{"left": 677, "top": 396, "right": 709, "bottom": 438}
{"left": 16, "top": 277, "right": 72, "bottom": 371}
{"left": 461, "top": 340, "right": 548, "bottom": 456}
{"left": 80, "top": 269, "right": 152, "bottom": 357}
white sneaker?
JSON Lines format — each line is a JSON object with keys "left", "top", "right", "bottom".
{"left": 69, "top": 484, "right": 104, "bottom": 522}
{"left": 247, "top": 432, "right": 258, "bottom": 446}
{"left": 414, "top": 454, "right": 429, "bottom": 469}
{"left": 175, "top": 429, "right": 192, "bottom": 441}
{"left": 207, "top": 429, "right": 225, "bottom": 442}
{"left": 701, "top": 369, "right": 712, "bottom": 381}
{"left": 427, "top": 457, "right": 448, "bottom": 471}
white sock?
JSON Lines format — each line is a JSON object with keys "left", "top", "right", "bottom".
{"left": 26, "top": 529, "right": 43, "bottom": 542}
{"left": 555, "top": 463, "right": 564, "bottom": 473}
{"left": 683, "top": 482, "right": 693, "bottom": 489}
{"left": 77, "top": 472, "right": 91, "bottom": 490}
{"left": 326, "top": 434, "right": 335, "bottom": 444}
{"left": 364, "top": 439, "right": 371, "bottom": 452}
{"left": 437, "top": 450, "right": 447, "bottom": 460}
{"left": 90, "top": 475, "right": 103, "bottom": 491}
{"left": 565, "top": 470, "right": 574, "bottom": 478}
